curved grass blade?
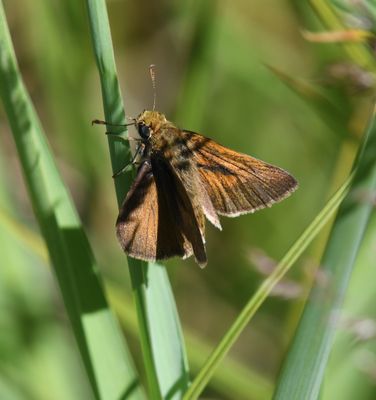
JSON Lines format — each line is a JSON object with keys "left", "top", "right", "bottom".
{"left": 322, "top": 213, "right": 376, "bottom": 400}
{"left": 183, "top": 172, "right": 354, "bottom": 399}
{"left": 85, "top": 1, "right": 190, "bottom": 398}
{"left": 272, "top": 106, "right": 376, "bottom": 400}
{"left": 0, "top": 2, "right": 142, "bottom": 399}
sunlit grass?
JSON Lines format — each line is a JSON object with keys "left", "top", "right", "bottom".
{"left": 0, "top": 0, "right": 375, "bottom": 399}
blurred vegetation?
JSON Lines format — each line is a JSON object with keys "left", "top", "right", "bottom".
{"left": 1, "top": 0, "right": 376, "bottom": 399}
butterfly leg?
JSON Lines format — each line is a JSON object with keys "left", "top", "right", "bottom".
{"left": 112, "top": 143, "right": 146, "bottom": 178}
{"left": 93, "top": 118, "right": 140, "bottom": 142}
{"left": 92, "top": 119, "right": 135, "bottom": 127}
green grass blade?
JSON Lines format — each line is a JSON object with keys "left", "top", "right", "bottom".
{"left": 129, "top": 263, "right": 190, "bottom": 400}
{"left": 0, "top": 2, "right": 143, "bottom": 400}
{"left": 86, "top": 2, "right": 190, "bottom": 398}
{"left": 183, "top": 172, "right": 354, "bottom": 399}
{"left": 185, "top": 332, "right": 272, "bottom": 400}
{"left": 322, "top": 213, "right": 376, "bottom": 400}
{"left": 272, "top": 106, "right": 376, "bottom": 400}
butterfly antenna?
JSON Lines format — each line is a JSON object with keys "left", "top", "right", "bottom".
{"left": 149, "top": 64, "right": 157, "bottom": 111}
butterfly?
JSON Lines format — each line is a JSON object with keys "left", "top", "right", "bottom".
{"left": 107, "top": 109, "right": 298, "bottom": 268}
{"left": 92, "top": 65, "right": 298, "bottom": 267}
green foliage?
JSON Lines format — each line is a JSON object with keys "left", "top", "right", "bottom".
{"left": 1, "top": 0, "right": 376, "bottom": 399}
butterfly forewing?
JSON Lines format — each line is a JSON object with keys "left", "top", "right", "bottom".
{"left": 181, "top": 130, "right": 298, "bottom": 217}
{"left": 151, "top": 156, "right": 207, "bottom": 266}
{"left": 116, "top": 157, "right": 207, "bottom": 266}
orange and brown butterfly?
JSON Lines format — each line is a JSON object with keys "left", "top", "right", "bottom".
{"left": 94, "top": 67, "right": 298, "bottom": 268}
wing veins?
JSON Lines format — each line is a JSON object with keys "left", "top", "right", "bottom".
{"left": 198, "top": 146, "right": 282, "bottom": 189}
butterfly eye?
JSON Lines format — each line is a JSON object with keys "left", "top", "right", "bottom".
{"left": 138, "top": 123, "right": 151, "bottom": 140}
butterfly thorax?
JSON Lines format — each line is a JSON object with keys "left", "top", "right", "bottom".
{"left": 136, "top": 110, "right": 182, "bottom": 159}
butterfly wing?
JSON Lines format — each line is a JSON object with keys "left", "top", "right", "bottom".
{"left": 116, "top": 158, "right": 207, "bottom": 266}
{"left": 182, "top": 130, "right": 298, "bottom": 217}
{"left": 152, "top": 156, "right": 207, "bottom": 266}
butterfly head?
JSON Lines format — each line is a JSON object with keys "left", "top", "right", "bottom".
{"left": 135, "top": 110, "right": 167, "bottom": 141}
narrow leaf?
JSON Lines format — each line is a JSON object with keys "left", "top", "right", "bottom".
{"left": 85, "top": 1, "right": 190, "bottom": 398}
{"left": 0, "top": 2, "right": 142, "bottom": 399}
{"left": 183, "top": 171, "right": 354, "bottom": 399}
{"left": 272, "top": 106, "right": 376, "bottom": 399}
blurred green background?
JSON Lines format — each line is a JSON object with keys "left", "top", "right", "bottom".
{"left": 1, "top": 0, "right": 376, "bottom": 399}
